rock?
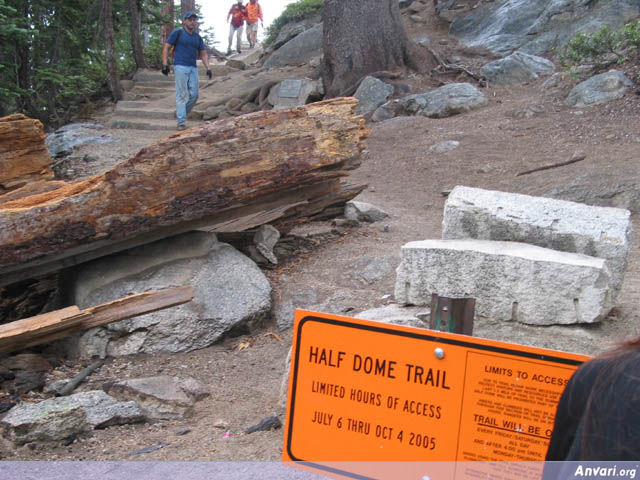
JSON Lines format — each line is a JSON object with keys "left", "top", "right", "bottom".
{"left": 353, "top": 76, "right": 395, "bottom": 116}
{"left": 44, "top": 379, "right": 70, "bottom": 396}
{"left": 450, "top": 0, "right": 640, "bottom": 56}
{"left": 356, "top": 304, "right": 430, "bottom": 329}
{"left": 1, "top": 354, "right": 52, "bottom": 372}
{"left": 481, "top": 52, "right": 555, "bottom": 86}
{"left": 544, "top": 175, "right": 640, "bottom": 215}
{"left": 69, "top": 390, "right": 145, "bottom": 429}
{"left": 264, "top": 24, "right": 323, "bottom": 69}
{"left": 272, "top": 284, "right": 318, "bottom": 331}
{"left": 11, "top": 372, "right": 45, "bottom": 395}
{"left": 225, "top": 59, "right": 247, "bottom": 70}
{"left": 245, "top": 415, "right": 282, "bottom": 433}
{"left": 45, "top": 123, "right": 114, "bottom": 158}
{"left": 267, "top": 78, "right": 323, "bottom": 109}
{"left": 344, "top": 201, "right": 389, "bottom": 223}
{"left": 253, "top": 224, "right": 280, "bottom": 264}
{"left": 372, "top": 83, "right": 488, "bottom": 121}
{"left": 566, "top": 70, "right": 633, "bottom": 108}
{"left": 351, "top": 256, "right": 397, "bottom": 285}
{"left": 65, "top": 231, "right": 272, "bottom": 357}
{"left": 442, "top": 185, "right": 632, "bottom": 298}
{"left": 0, "top": 390, "right": 142, "bottom": 445}
{"left": 0, "top": 396, "right": 86, "bottom": 445}
{"left": 395, "top": 239, "right": 612, "bottom": 325}
{"left": 202, "top": 105, "right": 226, "bottom": 121}
{"left": 106, "top": 376, "right": 209, "bottom": 420}
{"left": 429, "top": 140, "right": 460, "bottom": 153}
{"left": 266, "top": 15, "right": 321, "bottom": 52}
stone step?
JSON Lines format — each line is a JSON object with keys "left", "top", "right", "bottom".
{"left": 134, "top": 80, "right": 175, "bottom": 88}
{"left": 114, "top": 108, "right": 176, "bottom": 120}
{"left": 122, "top": 92, "right": 168, "bottom": 101}
{"left": 130, "top": 85, "right": 174, "bottom": 95}
{"left": 116, "top": 100, "right": 151, "bottom": 108}
{"left": 110, "top": 118, "right": 178, "bottom": 131}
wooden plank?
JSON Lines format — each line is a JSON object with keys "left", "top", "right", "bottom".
{"left": 0, "top": 286, "right": 194, "bottom": 353}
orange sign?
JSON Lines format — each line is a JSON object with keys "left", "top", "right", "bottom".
{"left": 283, "top": 310, "right": 589, "bottom": 467}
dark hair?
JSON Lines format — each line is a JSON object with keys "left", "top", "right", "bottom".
{"left": 579, "top": 337, "right": 640, "bottom": 459}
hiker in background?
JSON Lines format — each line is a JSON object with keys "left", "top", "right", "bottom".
{"left": 161, "top": 11, "right": 212, "bottom": 131}
{"left": 227, "top": 1, "right": 247, "bottom": 55}
{"left": 545, "top": 337, "right": 640, "bottom": 461}
{"left": 245, "top": 0, "right": 263, "bottom": 49}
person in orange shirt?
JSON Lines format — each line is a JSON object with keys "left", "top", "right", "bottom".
{"left": 245, "top": 0, "right": 263, "bottom": 48}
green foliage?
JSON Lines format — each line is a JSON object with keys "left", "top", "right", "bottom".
{"left": 263, "top": 0, "right": 323, "bottom": 47}
{"left": 560, "top": 20, "right": 640, "bottom": 68}
{"left": 0, "top": 0, "right": 207, "bottom": 128}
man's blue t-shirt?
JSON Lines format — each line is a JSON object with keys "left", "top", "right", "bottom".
{"left": 167, "top": 28, "right": 205, "bottom": 67}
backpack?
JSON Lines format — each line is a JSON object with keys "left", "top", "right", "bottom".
{"left": 170, "top": 29, "right": 182, "bottom": 61}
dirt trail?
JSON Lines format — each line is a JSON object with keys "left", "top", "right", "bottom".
{"left": 3, "top": 5, "right": 639, "bottom": 462}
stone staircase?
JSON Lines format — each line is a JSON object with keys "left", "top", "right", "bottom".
{"left": 111, "top": 66, "right": 210, "bottom": 131}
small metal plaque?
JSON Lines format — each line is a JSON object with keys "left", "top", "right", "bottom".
{"left": 278, "top": 79, "right": 303, "bottom": 98}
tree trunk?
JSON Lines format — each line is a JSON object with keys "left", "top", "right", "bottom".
{"left": 102, "top": 0, "right": 122, "bottom": 101}
{"left": 0, "top": 99, "right": 369, "bottom": 287}
{"left": 321, "top": 0, "right": 434, "bottom": 98}
{"left": 160, "top": 0, "right": 174, "bottom": 45}
{"left": 127, "top": 0, "right": 147, "bottom": 69}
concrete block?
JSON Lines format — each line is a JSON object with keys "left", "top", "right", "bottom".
{"left": 394, "top": 239, "right": 612, "bottom": 325}
{"left": 442, "top": 186, "right": 632, "bottom": 297}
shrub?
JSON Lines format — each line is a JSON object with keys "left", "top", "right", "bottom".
{"left": 263, "top": 0, "right": 323, "bottom": 47}
{"left": 560, "top": 20, "right": 640, "bottom": 68}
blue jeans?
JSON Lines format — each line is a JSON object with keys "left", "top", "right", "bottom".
{"left": 174, "top": 65, "right": 199, "bottom": 126}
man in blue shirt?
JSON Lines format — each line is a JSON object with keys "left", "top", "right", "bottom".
{"left": 161, "top": 11, "right": 212, "bottom": 130}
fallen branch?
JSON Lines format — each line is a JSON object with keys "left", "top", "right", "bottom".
{"left": 427, "top": 46, "right": 487, "bottom": 85}
{"left": 57, "top": 359, "right": 104, "bottom": 396}
{"left": 516, "top": 153, "right": 587, "bottom": 177}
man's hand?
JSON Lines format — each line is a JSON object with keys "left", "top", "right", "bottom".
{"left": 161, "top": 65, "right": 170, "bottom": 76}
{"left": 206, "top": 69, "right": 212, "bottom": 80}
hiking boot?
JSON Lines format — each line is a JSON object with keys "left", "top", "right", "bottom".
{"left": 237, "top": 48, "right": 241, "bottom": 54}
{"left": 226, "top": 48, "right": 232, "bottom": 55}
{"left": 177, "top": 124, "right": 186, "bottom": 131}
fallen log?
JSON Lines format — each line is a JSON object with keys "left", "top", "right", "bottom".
{"left": 0, "top": 285, "right": 194, "bottom": 353}
{"left": 0, "top": 98, "right": 369, "bottom": 287}
{"left": 0, "top": 114, "right": 54, "bottom": 194}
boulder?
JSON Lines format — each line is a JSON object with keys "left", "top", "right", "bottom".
{"left": 45, "top": 123, "right": 114, "bottom": 158}
{"left": 566, "top": 70, "right": 633, "bottom": 107}
{"left": 353, "top": 76, "right": 395, "bottom": 116}
{"left": 264, "top": 24, "right": 323, "bottom": 69}
{"left": 372, "top": 83, "right": 488, "bottom": 121}
{"left": 442, "top": 186, "right": 632, "bottom": 297}
{"left": 395, "top": 239, "right": 612, "bottom": 325}
{"left": 106, "top": 376, "right": 209, "bottom": 420}
{"left": 66, "top": 231, "right": 272, "bottom": 357}
{"left": 344, "top": 200, "right": 389, "bottom": 222}
{"left": 0, "top": 390, "right": 143, "bottom": 445}
{"left": 481, "top": 52, "right": 555, "bottom": 86}
{"left": 450, "top": 0, "right": 640, "bottom": 56}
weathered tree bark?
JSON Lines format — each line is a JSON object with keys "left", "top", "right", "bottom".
{"left": 127, "top": 0, "right": 148, "bottom": 70}
{"left": 321, "top": 0, "right": 436, "bottom": 98}
{"left": 102, "top": 0, "right": 122, "bottom": 101}
{"left": 160, "top": 0, "right": 174, "bottom": 45}
{"left": 0, "top": 114, "right": 53, "bottom": 194}
{"left": 0, "top": 98, "right": 369, "bottom": 287}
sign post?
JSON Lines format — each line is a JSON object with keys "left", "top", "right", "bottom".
{"left": 283, "top": 310, "right": 589, "bottom": 479}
